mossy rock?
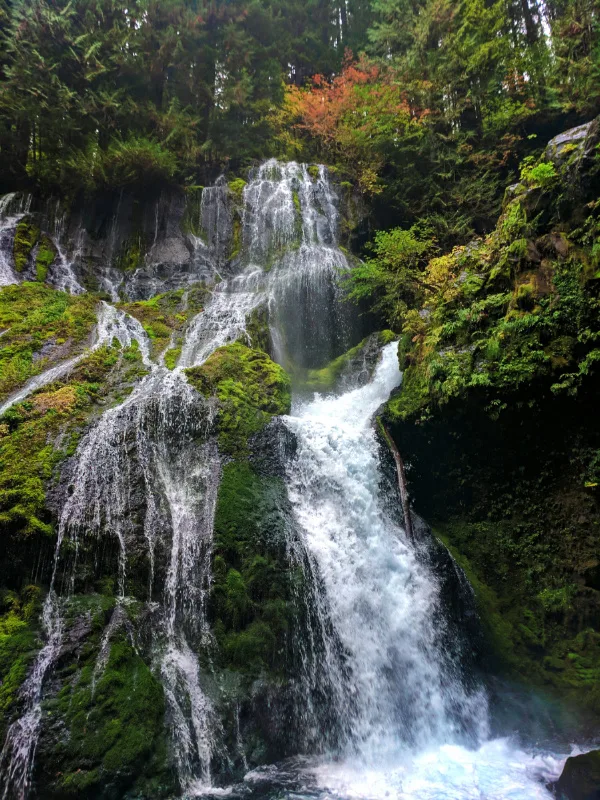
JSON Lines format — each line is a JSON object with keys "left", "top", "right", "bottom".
{"left": 42, "top": 636, "right": 171, "bottom": 798}
{"left": 553, "top": 749, "right": 600, "bottom": 800}
{"left": 185, "top": 342, "right": 291, "bottom": 456}
{"left": 211, "top": 462, "right": 298, "bottom": 677}
{"left": 299, "top": 330, "right": 395, "bottom": 393}
{"left": 35, "top": 235, "right": 57, "bottom": 282}
{"left": 13, "top": 218, "right": 40, "bottom": 272}
{"left": 0, "top": 283, "right": 97, "bottom": 400}
{"left": 120, "top": 285, "right": 206, "bottom": 360}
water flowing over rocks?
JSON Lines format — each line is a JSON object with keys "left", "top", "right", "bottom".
{"left": 0, "top": 159, "right": 582, "bottom": 800}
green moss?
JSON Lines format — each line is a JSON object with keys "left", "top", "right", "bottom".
{"left": 185, "top": 342, "right": 291, "bottom": 456}
{"left": 231, "top": 216, "right": 242, "bottom": 259}
{"left": 49, "top": 636, "right": 169, "bottom": 796}
{"left": 0, "top": 283, "right": 97, "bottom": 400}
{"left": 228, "top": 177, "right": 247, "bottom": 203}
{"left": 307, "top": 165, "right": 320, "bottom": 180}
{"left": 163, "top": 346, "right": 181, "bottom": 370}
{"left": 120, "top": 285, "right": 206, "bottom": 360}
{"left": 0, "top": 340, "right": 141, "bottom": 586}
{"left": 244, "top": 306, "right": 270, "bottom": 353}
{"left": 115, "top": 235, "right": 144, "bottom": 273}
{"left": 299, "top": 331, "right": 396, "bottom": 392}
{"left": 13, "top": 218, "right": 40, "bottom": 272}
{"left": 211, "top": 463, "right": 297, "bottom": 676}
{"left": 35, "top": 235, "right": 57, "bottom": 282}
{"left": 0, "top": 587, "right": 40, "bottom": 734}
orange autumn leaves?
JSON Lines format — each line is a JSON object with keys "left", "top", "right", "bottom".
{"left": 277, "top": 52, "right": 424, "bottom": 195}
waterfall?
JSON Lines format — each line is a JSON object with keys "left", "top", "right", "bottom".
{"left": 284, "top": 344, "right": 488, "bottom": 762}
{"left": 0, "top": 162, "right": 568, "bottom": 799}
{"left": 0, "top": 193, "right": 32, "bottom": 287}
{"left": 48, "top": 206, "right": 84, "bottom": 294}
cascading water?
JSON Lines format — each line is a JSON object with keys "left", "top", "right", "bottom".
{"left": 0, "top": 302, "right": 154, "bottom": 800}
{"left": 0, "top": 193, "right": 32, "bottom": 287}
{"left": 242, "top": 345, "right": 568, "bottom": 799}
{"left": 0, "top": 162, "right": 575, "bottom": 800}
{"left": 285, "top": 343, "right": 489, "bottom": 762}
{"left": 47, "top": 206, "right": 84, "bottom": 294}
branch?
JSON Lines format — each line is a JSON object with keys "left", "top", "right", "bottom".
{"left": 380, "top": 420, "right": 414, "bottom": 542}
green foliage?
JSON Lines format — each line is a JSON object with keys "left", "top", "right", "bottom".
{"left": 0, "top": 283, "right": 97, "bottom": 399}
{"left": 520, "top": 158, "right": 558, "bottom": 188}
{"left": 228, "top": 178, "right": 247, "bottom": 204}
{"left": 67, "top": 137, "right": 178, "bottom": 192}
{"left": 0, "top": 586, "right": 39, "bottom": 733}
{"left": 382, "top": 151, "right": 600, "bottom": 703}
{"left": 0, "top": 0, "right": 371, "bottom": 190}
{"left": 13, "top": 219, "right": 39, "bottom": 272}
{"left": 347, "top": 226, "right": 437, "bottom": 328}
{"left": 185, "top": 342, "right": 291, "bottom": 456}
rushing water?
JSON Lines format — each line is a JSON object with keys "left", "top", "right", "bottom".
{"left": 0, "top": 162, "right": 579, "bottom": 799}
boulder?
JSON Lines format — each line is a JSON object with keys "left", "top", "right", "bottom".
{"left": 553, "top": 750, "right": 600, "bottom": 800}
{"left": 545, "top": 119, "right": 599, "bottom": 167}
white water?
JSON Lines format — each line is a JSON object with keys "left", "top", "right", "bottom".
{"left": 277, "top": 343, "right": 563, "bottom": 799}
{"left": 299, "top": 738, "right": 565, "bottom": 800}
{"left": 0, "top": 303, "right": 154, "bottom": 798}
{"left": 0, "top": 193, "right": 32, "bottom": 287}
{"left": 0, "top": 594, "right": 62, "bottom": 800}
{"left": 0, "top": 162, "right": 580, "bottom": 800}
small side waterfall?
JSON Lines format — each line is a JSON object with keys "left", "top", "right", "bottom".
{"left": 0, "top": 301, "right": 151, "bottom": 415}
{"left": 0, "top": 193, "right": 32, "bottom": 287}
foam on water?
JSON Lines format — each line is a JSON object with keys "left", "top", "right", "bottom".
{"left": 306, "top": 738, "right": 566, "bottom": 800}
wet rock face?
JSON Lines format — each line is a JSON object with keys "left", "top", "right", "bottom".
{"left": 553, "top": 749, "right": 600, "bottom": 800}
{"left": 0, "top": 186, "right": 232, "bottom": 300}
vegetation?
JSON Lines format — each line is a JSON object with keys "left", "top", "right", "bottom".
{"left": 299, "top": 329, "right": 395, "bottom": 392}
{"left": 120, "top": 285, "right": 207, "bottom": 362}
{"left": 186, "top": 342, "right": 291, "bottom": 456}
{"left": 211, "top": 462, "right": 296, "bottom": 676}
{"left": 0, "top": 282, "right": 97, "bottom": 400}
{"left": 0, "top": 585, "right": 39, "bottom": 736}
{"left": 0, "top": 287, "right": 148, "bottom": 590}
{"left": 42, "top": 631, "right": 171, "bottom": 798}
{"left": 378, "top": 121, "right": 600, "bottom": 702}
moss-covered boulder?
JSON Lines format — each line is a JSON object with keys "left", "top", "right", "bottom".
{"left": 34, "top": 601, "right": 174, "bottom": 800}
{"left": 13, "top": 218, "right": 40, "bottom": 273}
{"left": 185, "top": 342, "right": 291, "bottom": 456}
{"left": 120, "top": 284, "right": 206, "bottom": 363}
